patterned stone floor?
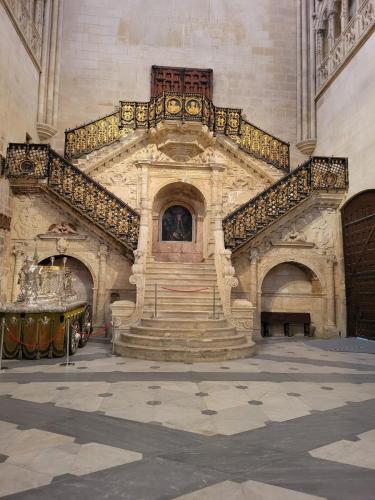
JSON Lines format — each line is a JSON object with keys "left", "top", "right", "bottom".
{"left": 0, "top": 338, "right": 374, "bottom": 499}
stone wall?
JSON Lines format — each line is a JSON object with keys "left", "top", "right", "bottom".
{"left": 314, "top": 33, "right": 375, "bottom": 198}
{"left": 0, "top": 2, "right": 39, "bottom": 153}
{"left": 0, "top": 176, "right": 11, "bottom": 303}
{"left": 8, "top": 192, "right": 134, "bottom": 324}
{"left": 55, "top": 0, "right": 304, "bottom": 166}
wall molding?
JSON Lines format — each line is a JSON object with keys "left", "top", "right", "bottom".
{"left": 1, "top": 0, "right": 43, "bottom": 71}
{"left": 316, "top": 0, "right": 375, "bottom": 98}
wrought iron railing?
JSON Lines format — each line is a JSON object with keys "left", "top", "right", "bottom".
{"left": 6, "top": 144, "right": 140, "bottom": 252}
{"left": 223, "top": 157, "right": 348, "bottom": 252}
{"left": 64, "top": 111, "right": 122, "bottom": 159}
{"left": 64, "top": 92, "right": 290, "bottom": 172}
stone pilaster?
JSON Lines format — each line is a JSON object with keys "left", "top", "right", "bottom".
{"left": 341, "top": 0, "right": 349, "bottom": 31}
{"left": 324, "top": 254, "right": 338, "bottom": 336}
{"left": 296, "top": 0, "right": 317, "bottom": 156}
{"left": 327, "top": 10, "right": 336, "bottom": 51}
{"left": 95, "top": 243, "right": 109, "bottom": 326}
{"left": 11, "top": 244, "right": 25, "bottom": 302}
{"left": 36, "top": 0, "right": 64, "bottom": 142}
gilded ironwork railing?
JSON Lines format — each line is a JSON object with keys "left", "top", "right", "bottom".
{"left": 64, "top": 92, "right": 290, "bottom": 171}
{"left": 6, "top": 144, "right": 140, "bottom": 252}
{"left": 65, "top": 111, "right": 122, "bottom": 159}
{"left": 223, "top": 157, "right": 348, "bottom": 252}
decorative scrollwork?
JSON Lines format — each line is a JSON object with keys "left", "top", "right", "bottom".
{"left": 65, "top": 112, "right": 123, "bottom": 159}
{"left": 6, "top": 144, "right": 140, "bottom": 253}
{"left": 223, "top": 156, "right": 348, "bottom": 252}
{"left": 6, "top": 144, "right": 50, "bottom": 178}
{"left": 65, "top": 91, "right": 290, "bottom": 171}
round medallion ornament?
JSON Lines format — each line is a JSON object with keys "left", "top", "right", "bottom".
{"left": 166, "top": 97, "right": 182, "bottom": 115}
{"left": 20, "top": 160, "right": 35, "bottom": 174}
{"left": 185, "top": 98, "right": 202, "bottom": 116}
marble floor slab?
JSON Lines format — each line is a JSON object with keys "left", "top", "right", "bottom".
{"left": 0, "top": 338, "right": 374, "bottom": 499}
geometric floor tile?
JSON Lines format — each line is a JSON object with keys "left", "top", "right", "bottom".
{"left": 309, "top": 428, "right": 375, "bottom": 470}
{"left": 1, "top": 339, "right": 375, "bottom": 499}
{"left": 0, "top": 426, "right": 142, "bottom": 497}
{"left": 174, "top": 479, "right": 327, "bottom": 499}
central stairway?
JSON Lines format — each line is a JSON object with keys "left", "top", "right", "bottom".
{"left": 116, "top": 260, "right": 255, "bottom": 361}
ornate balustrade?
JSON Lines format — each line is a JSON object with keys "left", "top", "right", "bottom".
{"left": 64, "top": 112, "right": 122, "bottom": 159}
{"left": 64, "top": 92, "right": 290, "bottom": 172}
{"left": 223, "top": 157, "right": 348, "bottom": 252}
{"left": 6, "top": 144, "right": 140, "bottom": 252}
{"left": 317, "top": 0, "right": 375, "bottom": 92}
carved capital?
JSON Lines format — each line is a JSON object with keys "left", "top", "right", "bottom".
{"left": 98, "top": 243, "right": 109, "bottom": 260}
{"left": 12, "top": 242, "right": 26, "bottom": 258}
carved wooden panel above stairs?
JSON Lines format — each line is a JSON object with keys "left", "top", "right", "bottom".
{"left": 151, "top": 65, "right": 213, "bottom": 99}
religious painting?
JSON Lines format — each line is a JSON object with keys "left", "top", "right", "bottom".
{"left": 185, "top": 98, "right": 202, "bottom": 116}
{"left": 166, "top": 97, "right": 182, "bottom": 115}
{"left": 161, "top": 205, "right": 193, "bottom": 241}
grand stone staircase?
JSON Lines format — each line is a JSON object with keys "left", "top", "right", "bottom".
{"left": 114, "top": 260, "right": 255, "bottom": 361}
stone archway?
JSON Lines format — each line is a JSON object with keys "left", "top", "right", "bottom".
{"left": 39, "top": 255, "right": 94, "bottom": 306}
{"left": 152, "top": 182, "right": 206, "bottom": 262}
{"left": 261, "top": 261, "right": 323, "bottom": 337}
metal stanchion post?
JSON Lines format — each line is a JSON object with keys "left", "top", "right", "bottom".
{"left": 0, "top": 317, "right": 9, "bottom": 372}
{"left": 60, "top": 317, "right": 74, "bottom": 367}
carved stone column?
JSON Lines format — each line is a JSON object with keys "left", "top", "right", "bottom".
{"left": 135, "top": 161, "right": 151, "bottom": 256}
{"left": 249, "top": 248, "right": 261, "bottom": 338}
{"left": 341, "top": 0, "right": 349, "bottom": 31}
{"left": 37, "top": 0, "right": 64, "bottom": 142}
{"left": 316, "top": 28, "right": 325, "bottom": 66}
{"left": 11, "top": 244, "right": 25, "bottom": 302}
{"left": 328, "top": 10, "right": 336, "bottom": 51}
{"left": 296, "top": 0, "right": 317, "bottom": 156}
{"left": 95, "top": 243, "right": 109, "bottom": 327}
{"left": 210, "top": 164, "right": 224, "bottom": 258}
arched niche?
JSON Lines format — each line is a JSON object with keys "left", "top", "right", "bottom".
{"left": 152, "top": 182, "right": 206, "bottom": 262}
{"left": 38, "top": 255, "right": 94, "bottom": 306}
{"left": 261, "top": 261, "right": 323, "bottom": 337}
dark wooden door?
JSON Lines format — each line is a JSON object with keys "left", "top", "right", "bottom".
{"left": 151, "top": 66, "right": 213, "bottom": 99}
{"left": 342, "top": 190, "right": 375, "bottom": 339}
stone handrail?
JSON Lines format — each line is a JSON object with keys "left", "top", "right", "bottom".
{"left": 64, "top": 92, "right": 290, "bottom": 172}
{"left": 6, "top": 143, "right": 140, "bottom": 253}
{"left": 223, "top": 156, "right": 348, "bottom": 252}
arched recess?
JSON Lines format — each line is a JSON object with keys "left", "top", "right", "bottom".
{"left": 342, "top": 190, "right": 375, "bottom": 339}
{"left": 38, "top": 255, "right": 94, "bottom": 306}
{"left": 260, "top": 261, "right": 323, "bottom": 337}
{"left": 152, "top": 182, "right": 206, "bottom": 262}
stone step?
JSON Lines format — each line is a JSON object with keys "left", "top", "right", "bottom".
{"left": 147, "top": 261, "right": 215, "bottom": 267}
{"left": 130, "top": 324, "right": 235, "bottom": 338}
{"left": 142, "top": 310, "right": 215, "bottom": 319}
{"left": 145, "top": 297, "right": 222, "bottom": 313}
{"left": 144, "top": 293, "right": 219, "bottom": 300}
{"left": 147, "top": 259, "right": 214, "bottom": 266}
{"left": 143, "top": 303, "right": 222, "bottom": 313}
{"left": 114, "top": 340, "right": 255, "bottom": 362}
{"left": 122, "top": 332, "right": 246, "bottom": 348}
{"left": 140, "top": 318, "right": 228, "bottom": 328}
{"left": 145, "top": 270, "right": 217, "bottom": 278}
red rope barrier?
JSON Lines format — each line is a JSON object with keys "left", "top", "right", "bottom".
{"left": 159, "top": 286, "right": 210, "bottom": 293}
{"left": 3, "top": 322, "right": 112, "bottom": 349}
